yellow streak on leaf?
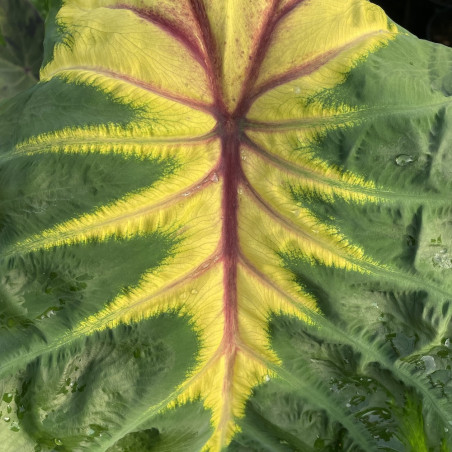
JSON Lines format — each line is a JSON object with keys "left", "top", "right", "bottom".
{"left": 21, "top": 71, "right": 216, "bottom": 146}
{"left": 247, "top": 129, "right": 376, "bottom": 192}
{"left": 252, "top": 0, "right": 397, "bottom": 115}
{"left": 242, "top": 144, "right": 378, "bottom": 206}
{"left": 238, "top": 191, "right": 373, "bottom": 284}
{"left": 41, "top": 4, "right": 212, "bottom": 104}
{"left": 15, "top": 175, "right": 221, "bottom": 253}
{"left": 202, "top": 0, "right": 274, "bottom": 111}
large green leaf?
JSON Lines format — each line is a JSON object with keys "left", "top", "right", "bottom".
{"left": 0, "top": 0, "right": 44, "bottom": 100}
{"left": 1, "top": 0, "right": 452, "bottom": 451}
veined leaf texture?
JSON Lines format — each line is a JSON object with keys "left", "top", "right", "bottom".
{"left": 1, "top": 0, "right": 452, "bottom": 451}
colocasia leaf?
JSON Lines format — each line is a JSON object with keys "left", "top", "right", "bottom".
{"left": 1, "top": 1, "right": 452, "bottom": 451}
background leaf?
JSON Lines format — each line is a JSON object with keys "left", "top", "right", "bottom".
{"left": 29, "top": 0, "right": 50, "bottom": 20}
{"left": 0, "top": 0, "right": 44, "bottom": 100}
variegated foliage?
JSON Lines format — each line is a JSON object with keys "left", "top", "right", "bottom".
{"left": 1, "top": 1, "right": 452, "bottom": 451}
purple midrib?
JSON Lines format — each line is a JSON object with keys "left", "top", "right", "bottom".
{"left": 109, "top": 0, "right": 329, "bottom": 389}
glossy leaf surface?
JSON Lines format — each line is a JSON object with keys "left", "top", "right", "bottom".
{"left": 1, "top": 1, "right": 452, "bottom": 451}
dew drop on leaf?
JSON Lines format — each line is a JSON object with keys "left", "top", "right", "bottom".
{"left": 54, "top": 438, "right": 63, "bottom": 446}
{"left": 87, "top": 424, "right": 107, "bottom": 438}
{"left": 2, "top": 393, "right": 13, "bottom": 403}
{"left": 421, "top": 355, "right": 436, "bottom": 373}
{"left": 432, "top": 249, "right": 452, "bottom": 269}
{"left": 395, "top": 154, "right": 415, "bottom": 166}
{"left": 350, "top": 395, "right": 366, "bottom": 406}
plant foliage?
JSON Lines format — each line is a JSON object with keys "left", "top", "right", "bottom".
{"left": 0, "top": 0, "right": 44, "bottom": 100}
{"left": 0, "top": 0, "right": 452, "bottom": 451}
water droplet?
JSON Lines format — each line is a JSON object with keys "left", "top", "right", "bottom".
{"left": 9, "top": 421, "right": 19, "bottom": 432}
{"left": 421, "top": 355, "right": 436, "bottom": 374}
{"left": 350, "top": 395, "right": 366, "bottom": 406}
{"left": 3, "top": 417, "right": 10, "bottom": 422}
{"left": 37, "top": 306, "right": 61, "bottom": 320}
{"left": 293, "top": 86, "right": 301, "bottom": 94}
{"left": 210, "top": 173, "right": 219, "bottom": 183}
{"left": 445, "top": 427, "right": 449, "bottom": 433}
{"left": 432, "top": 249, "right": 452, "bottom": 269}
{"left": 395, "top": 154, "right": 415, "bottom": 166}
{"left": 2, "top": 393, "right": 13, "bottom": 403}
{"left": 345, "top": 403, "right": 351, "bottom": 408}
{"left": 264, "top": 375, "right": 270, "bottom": 382}
{"left": 182, "top": 192, "right": 190, "bottom": 197}
{"left": 179, "top": 292, "right": 188, "bottom": 300}
{"left": 86, "top": 423, "right": 107, "bottom": 438}
{"left": 54, "top": 438, "right": 63, "bottom": 446}
{"left": 6, "top": 405, "right": 11, "bottom": 413}
{"left": 237, "top": 187, "right": 243, "bottom": 195}
{"left": 240, "top": 150, "right": 247, "bottom": 161}
{"left": 191, "top": 289, "right": 198, "bottom": 295}
{"left": 445, "top": 338, "right": 450, "bottom": 347}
